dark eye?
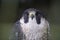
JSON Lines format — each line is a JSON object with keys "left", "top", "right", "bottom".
{"left": 35, "top": 11, "right": 41, "bottom": 24}
{"left": 24, "top": 12, "right": 29, "bottom": 23}
{"left": 36, "top": 12, "right": 40, "bottom": 16}
{"left": 26, "top": 12, "right": 29, "bottom": 15}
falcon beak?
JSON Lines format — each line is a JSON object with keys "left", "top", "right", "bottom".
{"left": 30, "top": 13, "right": 34, "bottom": 19}
{"left": 29, "top": 11, "right": 35, "bottom": 19}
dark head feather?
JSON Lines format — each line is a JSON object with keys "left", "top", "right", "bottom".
{"left": 23, "top": 8, "right": 46, "bottom": 24}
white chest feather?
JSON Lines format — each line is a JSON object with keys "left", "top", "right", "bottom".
{"left": 20, "top": 18, "right": 49, "bottom": 40}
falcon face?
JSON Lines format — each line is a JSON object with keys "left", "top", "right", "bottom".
{"left": 21, "top": 8, "right": 45, "bottom": 24}
{"left": 19, "top": 8, "right": 50, "bottom": 40}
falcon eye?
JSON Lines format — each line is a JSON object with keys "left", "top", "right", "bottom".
{"left": 24, "top": 12, "right": 29, "bottom": 23}
{"left": 36, "top": 11, "right": 39, "bottom": 15}
{"left": 26, "top": 12, "right": 29, "bottom": 15}
{"left": 35, "top": 11, "right": 41, "bottom": 24}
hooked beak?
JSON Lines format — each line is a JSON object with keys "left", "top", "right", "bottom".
{"left": 30, "top": 13, "right": 34, "bottom": 19}
{"left": 29, "top": 11, "right": 35, "bottom": 19}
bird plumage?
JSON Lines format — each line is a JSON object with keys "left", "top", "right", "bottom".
{"left": 9, "top": 8, "right": 50, "bottom": 40}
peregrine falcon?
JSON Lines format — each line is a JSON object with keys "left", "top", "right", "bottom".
{"left": 9, "top": 8, "right": 50, "bottom": 40}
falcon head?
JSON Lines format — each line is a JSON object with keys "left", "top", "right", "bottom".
{"left": 21, "top": 8, "right": 46, "bottom": 24}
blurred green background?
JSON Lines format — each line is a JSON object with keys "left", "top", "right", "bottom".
{"left": 0, "top": 0, "right": 60, "bottom": 40}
